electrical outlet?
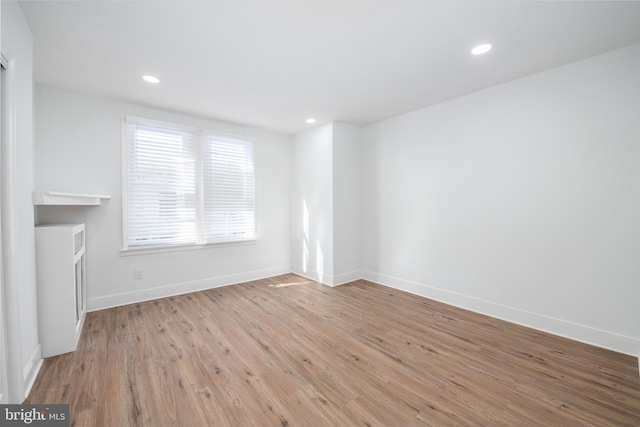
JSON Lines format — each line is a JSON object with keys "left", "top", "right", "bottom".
{"left": 134, "top": 268, "right": 144, "bottom": 280}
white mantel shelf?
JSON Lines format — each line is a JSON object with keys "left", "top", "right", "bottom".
{"left": 33, "top": 191, "right": 111, "bottom": 206}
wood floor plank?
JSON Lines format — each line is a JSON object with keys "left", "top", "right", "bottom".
{"left": 25, "top": 274, "right": 640, "bottom": 426}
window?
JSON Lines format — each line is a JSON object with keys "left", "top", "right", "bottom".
{"left": 122, "top": 116, "right": 256, "bottom": 250}
{"left": 203, "top": 133, "right": 256, "bottom": 243}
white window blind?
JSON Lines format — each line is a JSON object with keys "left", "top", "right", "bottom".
{"left": 203, "top": 134, "right": 256, "bottom": 243}
{"left": 123, "top": 116, "right": 255, "bottom": 250}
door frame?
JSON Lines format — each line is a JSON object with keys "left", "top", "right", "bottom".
{"left": 1, "top": 42, "right": 26, "bottom": 403}
{"left": 0, "top": 50, "right": 9, "bottom": 405}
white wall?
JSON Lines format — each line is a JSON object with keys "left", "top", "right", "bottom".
{"left": 34, "top": 85, "right": 292, "bottom": 310}
{"left": 1, "top": 0, "right": 42, "bottom": 397}
{"left": 291, "top": 124, "right": 334, "bottom": 283}
{"left": 291, "top": 122, "right": 363, "bottom": 286}
{"left": 333, "top": 122, "right": 362, "bottom": 282}
{"left": 362, "top": 43, "right": 640, "bottom": 356}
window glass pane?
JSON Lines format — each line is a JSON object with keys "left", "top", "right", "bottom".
{"left": 126, "top": 121, "right": 196, "bottom": 247}
{"left": 203, "top": 135, "right": 256, "bottom": 243}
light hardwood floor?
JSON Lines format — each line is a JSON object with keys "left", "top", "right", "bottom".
{"left": 26, "top": 274, "right": 640, "bottom": 426}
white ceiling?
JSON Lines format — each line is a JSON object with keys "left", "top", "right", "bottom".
{"left": 18, "top": 0, "right": 640, "bottom": 134}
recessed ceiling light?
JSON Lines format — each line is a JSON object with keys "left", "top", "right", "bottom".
{"left": 471, "top": 44, "right": 492, "bottom": 55}
{"left": 142, "top": 75, "right": 160, "bottom": 84}
{"left": 306, "top": 118, "right": 316, "bottom": 124}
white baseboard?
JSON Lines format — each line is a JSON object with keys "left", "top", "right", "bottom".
{"left": 332, "top": 270, "right": 362, "bottom": 286}
{"left": 87, "top": 265, "right": 291, "bottom": 312}
{"left": 291, "top": 266, "right": 326, "bottom": 284}
{"left": 362, "top": 270, "right": 640, "bottom": 360}
{"left": 23, "top": 344, "right": 43, "bottom": 400}
{"left": 290, "top": 266, "right": 360, "bottom": 287}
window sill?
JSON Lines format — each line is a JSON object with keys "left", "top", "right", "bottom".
{"left": 120, "top": 239, "right": 257, "bottom": 257}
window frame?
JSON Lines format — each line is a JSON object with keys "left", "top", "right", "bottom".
{"left": 121, "top": 115, "right": 257, "bottom": 255}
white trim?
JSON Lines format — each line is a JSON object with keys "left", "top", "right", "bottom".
{"left": 203, "top": 129, "right": 255, "bottom": 145}
{"left": 22, "top": 345, "right": 42, "bottom": 400}
{"left": 33, "top": 190, "right": 111, "bottom": 206}
{"left": 290, "top": 266, "right": 361, "bottom": 287}
{"left": 1, "top": 43, "right": 25, "bottom": 403}
{"left": 332, "top": 270, "right": 362, "bottom": 286}
{"left": 87, "top": 265, "right": 291, "bottom": 312}
{"left": 123, "top": 115, "right": 196, "bottom": 134}
{"left": 120, "top": 116, "right": 129, "bottom": 252}
{"left": 291, "top": 265, "right": 332, "bottom": 286}
{"left": 194, "top": 129, "right": 205, "bottom": 244}
{"left": 362, "top": 270, "right": 640, "bottom": 359}
{"left": 120, "top": 239, "right": 258, "bottom": 256}
{"left": 0, "top": 48, "right": 9, "bottom": 406}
